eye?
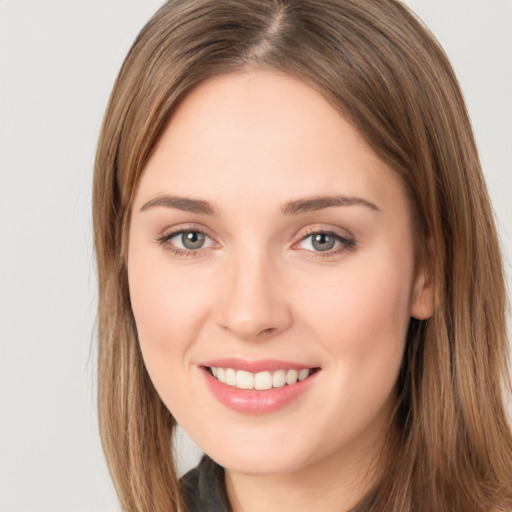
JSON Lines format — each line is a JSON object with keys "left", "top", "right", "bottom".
{"left": 159, "top": 229, "right": 215, "bottom": 252}
{"left": 297, "top": 231, "right": 355, "bottom": 253}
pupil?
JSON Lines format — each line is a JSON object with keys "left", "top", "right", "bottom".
{"left": 182, "top": 231, "right": 205, "bottom": 249}
{"left": 312, "top": 233, "right": 335, "bottom": 251}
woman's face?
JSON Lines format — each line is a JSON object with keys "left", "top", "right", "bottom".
{"left": 128, "top": 71, "right": 432, "bottom": 477}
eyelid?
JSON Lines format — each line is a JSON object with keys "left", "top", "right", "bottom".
{"left": 292, "top": 226, "right": 356, "bottom": 255}
{"left": 156, "top": 223, "right": 355, "bottom": 257}
{"left": 166, "top": 230, "right": 215, "bottom": 247}
{"left": 158, "top": 222, "right": 216, "bottom": 240}
{"left": 157, "top": 223, "right": 219, "bottom": 256}
{"left": 294, "top": 224, "right": 354, "bottom": 243}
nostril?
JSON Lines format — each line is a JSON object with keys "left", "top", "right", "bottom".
{"left": 259, "top": 327, "right": 277, "bottom": 336}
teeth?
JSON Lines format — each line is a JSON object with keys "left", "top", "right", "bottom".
{"left": 236, "top": 370, "right": 254, "bottom": 390}
{"left": 209, "top": 367, "right": 313, "bottom": 390}
{"left": 254, "top": 371, "right": 272, "bottom": 390}
{"left": 226, "top": 368, "right": 237, "bottom": 386}
{"left": 272, "top": 369, "right": 286, "bottom": 388}
{"left": 286, "top": 369, "right": 298, "bottom": 385}
{"left": 298, "top": 368, "right": 309, "bottom": 381}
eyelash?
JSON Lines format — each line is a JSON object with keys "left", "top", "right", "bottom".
{"left": 295, "top": 229, "right": 356, "bottom": 257}
{"left": 157, "top": 228, "right": 214, "bottom": 258}
{"left": 157, "top": 228, "right": 356, "bottom": 258}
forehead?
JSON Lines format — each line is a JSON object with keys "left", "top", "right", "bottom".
{"left": 135, "top": 71, "right": 405, "bottom": 213}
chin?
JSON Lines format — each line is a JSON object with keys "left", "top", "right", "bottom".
{"left": 210, "top": 449, "right": 309, "bottom": 476}
{"left": 198, "top": 427, "right": 318, "bottom": 476}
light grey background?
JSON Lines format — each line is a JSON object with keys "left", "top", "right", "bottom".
{"left": 1, "top": 1, "right": 511, "bottom": 510}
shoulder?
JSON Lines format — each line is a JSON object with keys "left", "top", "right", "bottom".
{"left": 180, "top": 455, "right": 232, "bottom": 512}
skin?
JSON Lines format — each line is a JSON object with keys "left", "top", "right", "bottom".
{"left": 127, "top": 71, "right": 434, "bottom": 512}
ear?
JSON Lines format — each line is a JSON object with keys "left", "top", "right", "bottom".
{"left": 410, "top": 262, "right": 434, "bottom": 320}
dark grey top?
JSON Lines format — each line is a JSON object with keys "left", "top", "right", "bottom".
{"left": 181, "top": 455, "right": 233, "bottom": 512}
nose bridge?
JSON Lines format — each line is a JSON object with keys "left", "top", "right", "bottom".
{"left": 215, "top": 243, "right": 291, "bottom": 340}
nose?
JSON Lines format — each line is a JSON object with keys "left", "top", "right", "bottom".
{"left": 214, "top": 249, "right": 293, "bottom": 341}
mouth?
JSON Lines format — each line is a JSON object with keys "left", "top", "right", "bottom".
{"left": 200, "top": 358, "right": 321, "bottom": 413}
{"left": 206, "top": 366, "right": 319, "bottom": 391}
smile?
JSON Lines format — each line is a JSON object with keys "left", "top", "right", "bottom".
{"left": 208, "top": 367, "right": 312, "bottom": 390}
{"left": 201, "top": 360, "right": 320, "bottom": 414}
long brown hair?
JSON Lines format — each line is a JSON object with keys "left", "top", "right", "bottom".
{"left": 92, "top": 1, "right": 512, "bottom": 510}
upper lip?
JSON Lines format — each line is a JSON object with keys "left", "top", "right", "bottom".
{"left": 200, "top": 357, "right": 319, "bottom": 373}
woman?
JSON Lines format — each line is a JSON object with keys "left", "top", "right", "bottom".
{"left": 92, "top": 0, "right": 512, "bottom": 510}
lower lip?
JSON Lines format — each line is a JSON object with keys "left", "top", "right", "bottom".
{"left": 201, "top": 367, "right": 318, "bottom": 414}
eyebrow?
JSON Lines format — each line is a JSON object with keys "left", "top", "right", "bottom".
{"left": 139, "top": 194, "right": 380, "bottom": 215}
{"left": 140, "top": 195, "right": 215, "bottom": 215}
{"left": 282, "top": 195, "right": 380, "bottom": 215}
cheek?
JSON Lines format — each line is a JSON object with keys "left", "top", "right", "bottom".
{"left": 127, "top": 245, "right": 211, "bottom": 363}
{"left": 127, "top": 250, "right": 216, "bottom": 415}
{"left": 295, "top": 249, "right": 414, "bottom": 388}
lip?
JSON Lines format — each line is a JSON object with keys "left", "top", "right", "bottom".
{"left": 200, "top": 359, "right": 320, "bottom": 414}
{"left": 201, "top": 357, "right": 315, "bottom": 373}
